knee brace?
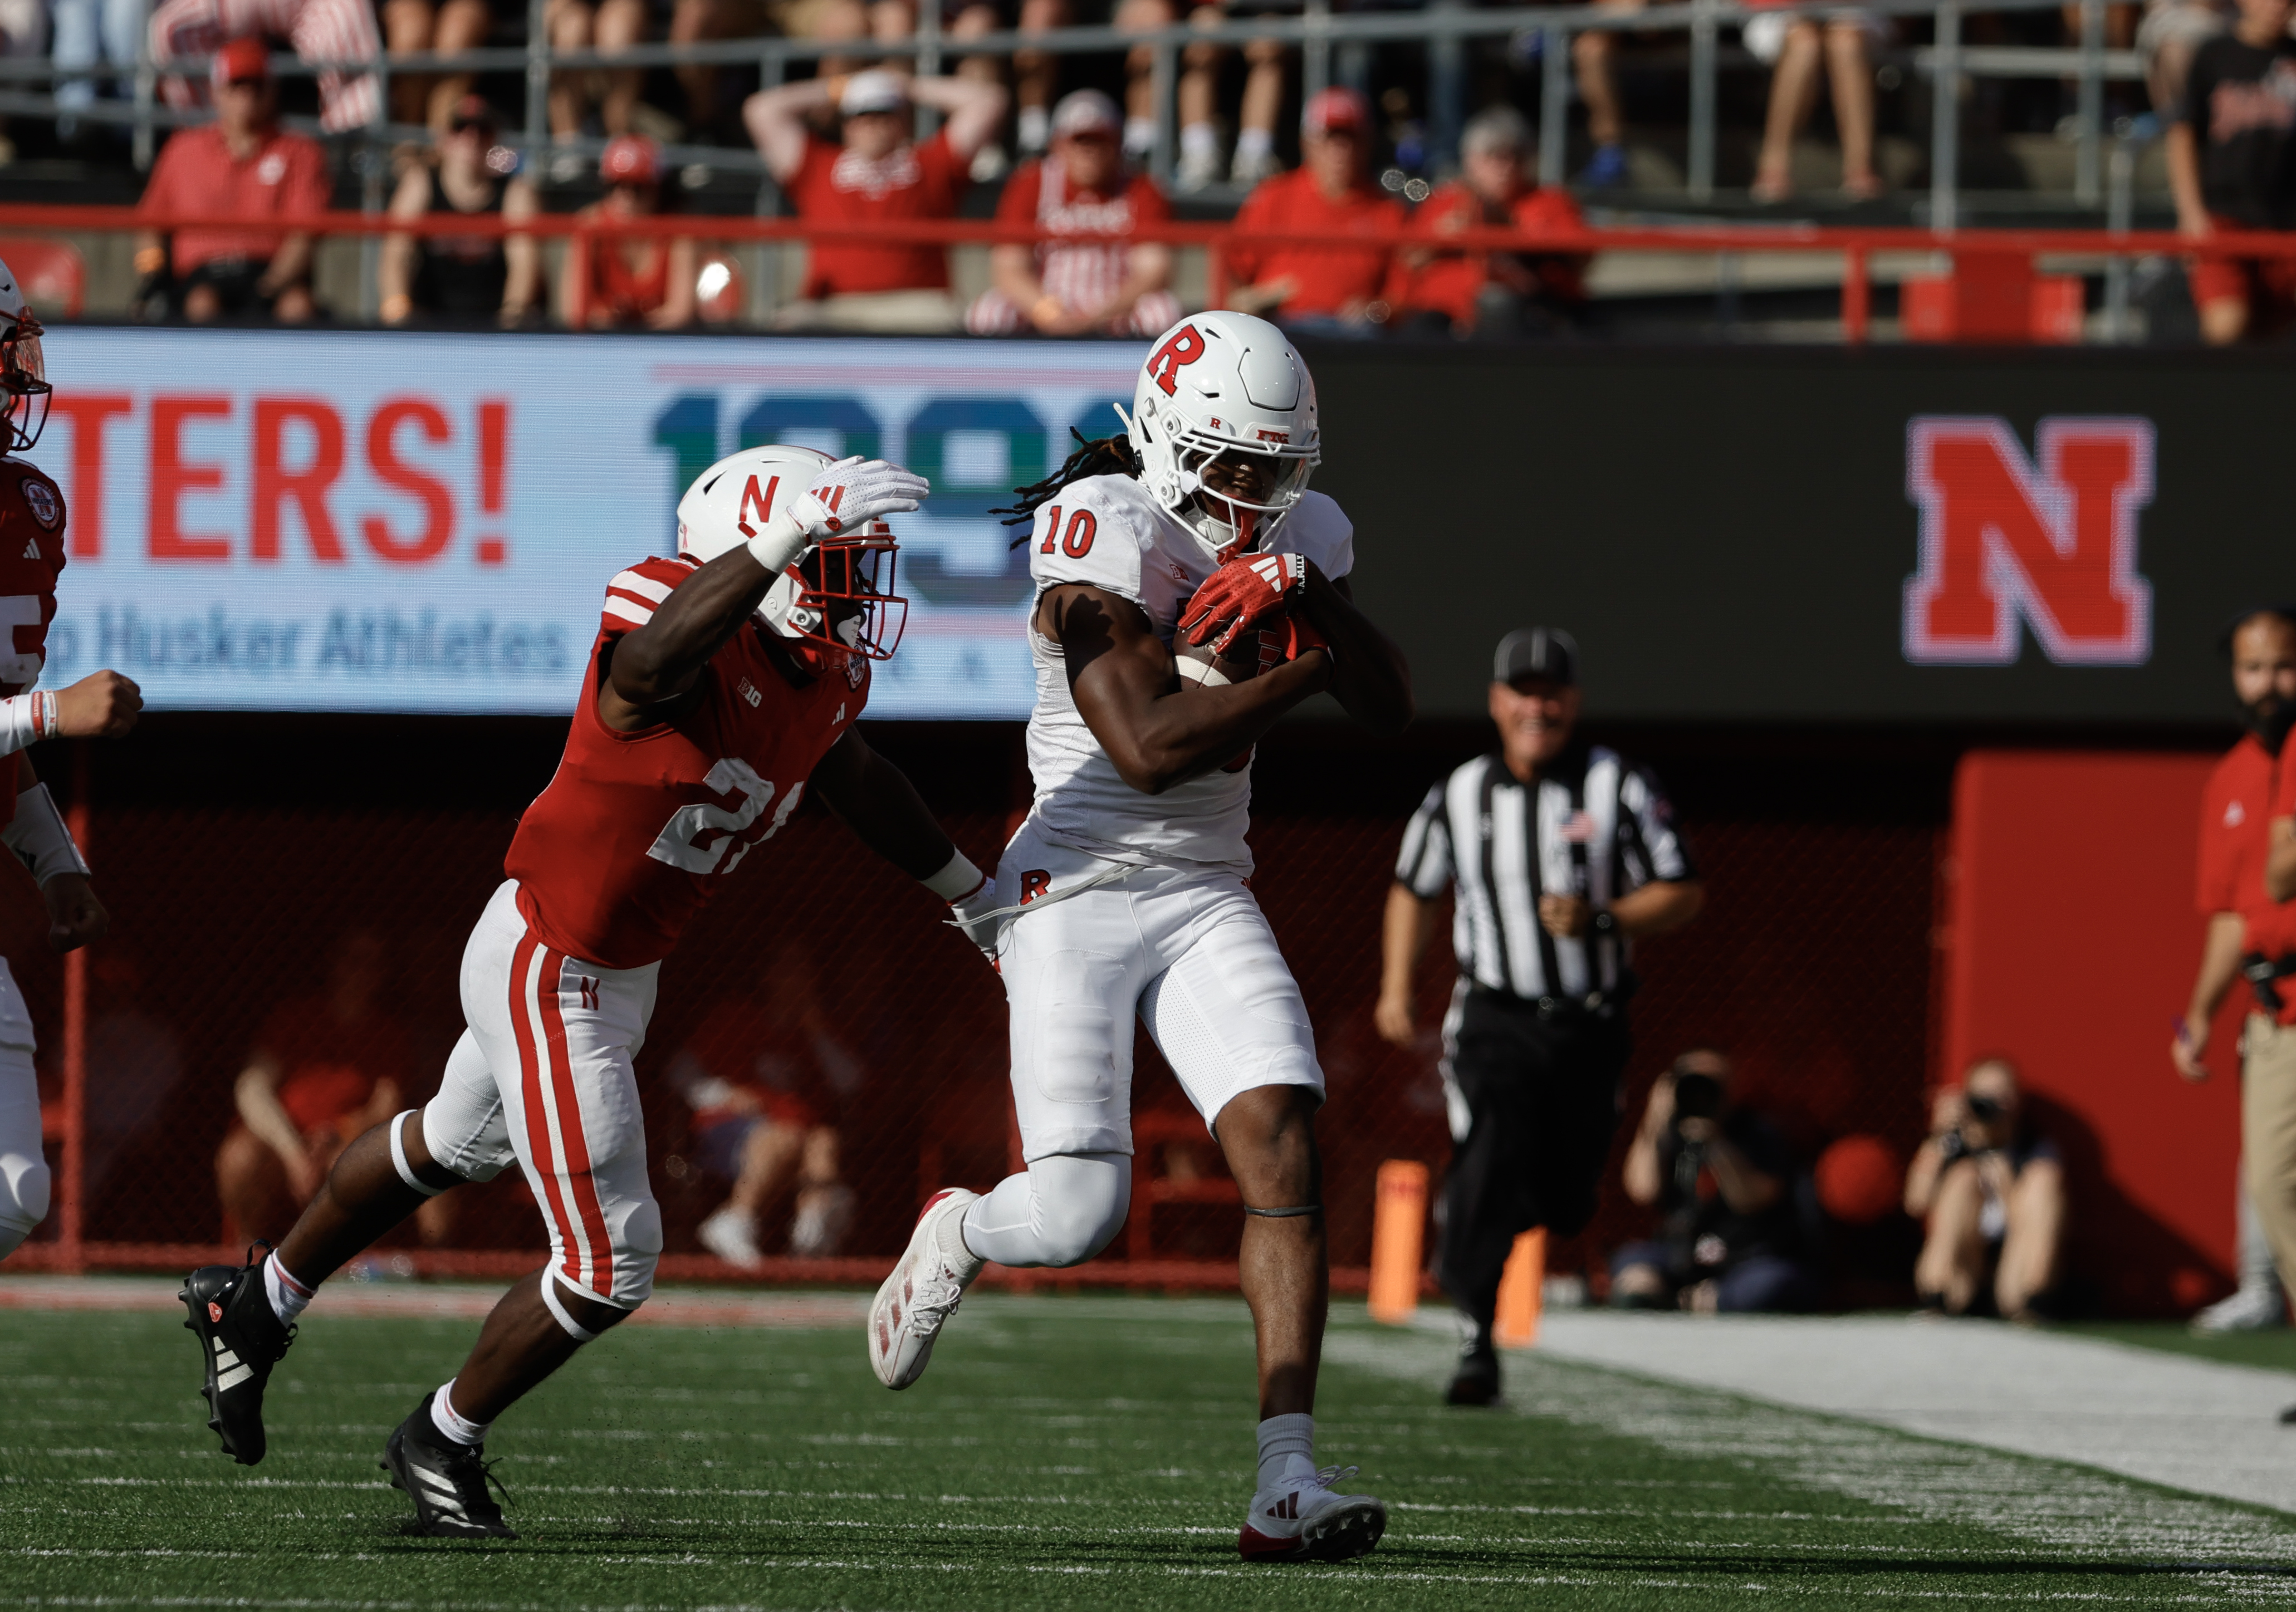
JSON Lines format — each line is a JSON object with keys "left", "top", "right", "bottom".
{"left": 0, "top": 1154, "right": 50, "bottom": 1258}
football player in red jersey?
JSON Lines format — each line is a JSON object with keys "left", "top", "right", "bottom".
{"left": 0, "top": 254, "right": 146, "bottom": 1267}
{"left": 180, "top": 445, "right": 1000, "bottom": 1537}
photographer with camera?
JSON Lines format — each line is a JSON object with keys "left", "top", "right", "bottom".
{"left": 1905, "top": 1057, "right": 2066, "bottom": 1321}
{"left": 1611, "top": 1049, "right": 1815, "bottom": 1314}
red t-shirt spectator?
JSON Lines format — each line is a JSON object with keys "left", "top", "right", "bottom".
{"left": 139, "top": 123, "right": 331, "bottom": 276}
{"left": 995, "top": 156, "right": 1170, "bottom": 314}
{"left": 1393, "top": 181, "right": 1589, "bottom": 327}
{"left": 253, "top": 998, "right": 413, "bottom": 1135}
{"left": 787, "top": 129, "right": 965, "bottom": 299}
{"left": 1225, "top": 166, "right": 1404, "bottom": 319}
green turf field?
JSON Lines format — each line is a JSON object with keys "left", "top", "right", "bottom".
{"left": 7, "top": 1291, "right": 2296, "bottom": 1610}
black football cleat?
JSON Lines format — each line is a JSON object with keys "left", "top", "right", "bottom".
{"left": 181, "top": 1244, "right": 295, "bottom": 1465}
{"left": 1445, "top": 1345, "right": 1502, "bottom": 1407}
{"left": 381, "top": 1397, "right": 518, "bottom": 1539}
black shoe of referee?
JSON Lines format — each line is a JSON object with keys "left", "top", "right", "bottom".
{"left": 1446, "top": 1344, "right": 1502, "bottom": 1407}
{"left": 181, "top": 1243, "right": 295, "bottom": 1466}
{"left": 382, "top": 1398, "right": 518, "bottom": 1539}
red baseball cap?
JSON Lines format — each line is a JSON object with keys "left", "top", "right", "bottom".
{"left": 210, "top": 36, "right": 271, "bottom": 89}
{"left": 1302, "top": 86, "right": 1370, "bottom": 136}
{"left": 600, "top": 134, "right": 661, "bottom": 187}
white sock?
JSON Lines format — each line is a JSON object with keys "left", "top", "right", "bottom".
{"left": 1235, "top": 126, "right": 1274, "bottom": 163}
{"left": 938, "top": 1197, "right": 987, "bottom": 1282}
{"left": 1181, "top": 121, "right": 1219, "bottom": 163}
{"left": 1124, "top": 116, "right": 1156, "bottom": 157}
{"left": 263, "top": 1252, "right": 314, "bottom": 1325}
{"left": 1017, "top": 104, "right": 1050, "bottom": 153}
{"left": 429, "top": 1380, "right": 492, "bottom": 1447}
{"left": 1256, "top": 1412, "right": 1314, "bottom": 1491}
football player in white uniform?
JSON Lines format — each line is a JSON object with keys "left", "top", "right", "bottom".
{"left": 871, "top": 311, "right": 1412, "bottom": 1562}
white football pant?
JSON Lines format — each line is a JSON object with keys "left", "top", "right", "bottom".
{"left": 968, "top": 823, "right": 1323, "bottom": 1268}
{"left": 422, "top": 880, "right": 664, "bottom": 1322}
{"left": 0, "top": 1041, "right": 42, "bottom": 1259}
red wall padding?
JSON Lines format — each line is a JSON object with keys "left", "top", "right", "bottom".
{"left": 1941, "top": 751, "right": 2243, "bottom": 1316}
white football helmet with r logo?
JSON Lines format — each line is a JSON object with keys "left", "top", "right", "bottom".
{"left": 1123, "top": 311, "right": 1319, "bottom": 555}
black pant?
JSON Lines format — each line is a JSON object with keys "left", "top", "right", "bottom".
{"left": 1436, "top": 987, "right": 1629, "bottom": 1336}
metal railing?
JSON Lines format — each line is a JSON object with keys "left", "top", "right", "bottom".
{"left": 18, "top": 201, "right": 2271, "bottom": 342}
{"left": 18, "top": 0, "right": 2149, "bottom": 220}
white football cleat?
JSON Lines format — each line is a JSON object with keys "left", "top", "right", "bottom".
{"left": 1238, "top": 1463, "right": 1388, "bottom": 1562}
{"left": 868, "top": 1188, "right": 982, "bottom": 1390}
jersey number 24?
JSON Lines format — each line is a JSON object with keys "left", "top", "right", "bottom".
{"left": 647, "top": 758, "right": 804, "bottom": 875}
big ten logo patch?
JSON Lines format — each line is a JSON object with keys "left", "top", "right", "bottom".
{"left": 1903, "top": 416, "right": 2155, "bottom": 667}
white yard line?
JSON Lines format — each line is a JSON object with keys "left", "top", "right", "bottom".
{"left": 1521, "top": 1311, "right": 2296, "bottom": 1518}
{"left": 0, "top": 1276, "right": 865, "bottom": 1329}
{"left": 1323, "top": 1320, "right": 2296, "bottom": 1580}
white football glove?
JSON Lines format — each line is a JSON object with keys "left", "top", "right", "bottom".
{"left": 948, "top": 874, "right": 1002, "bottom": 968}
{"left": 747, "top": 455, "right": 931, "bottom": 575}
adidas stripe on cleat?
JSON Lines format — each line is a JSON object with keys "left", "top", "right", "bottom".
{"left": 1238, "top": 1464, "right": 1388, "bottom": 1562}
{"left": 180, "top": 1246, "right": 295, "bottom": 1466}
{"left": 381, "top": 1397, "right": 518, "bottom": 1540}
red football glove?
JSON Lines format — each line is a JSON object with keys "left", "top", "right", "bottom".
{"left": 1253, "top": 611, "right": 1329, "bottom": 675}
{"left": 1179, "top": 553, "right": 1310, "bottom": 655}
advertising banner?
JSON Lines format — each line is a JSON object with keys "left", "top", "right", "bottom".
{"left": 35, "top": 330, "right": 1146, "bottom": 716}
{"left": 1305, "top": 345, "right": 2296, "bottom": 726}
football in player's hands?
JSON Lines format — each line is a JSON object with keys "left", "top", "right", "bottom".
{"left": 1173, "top": 625, "right": 1271, "bottom": 689}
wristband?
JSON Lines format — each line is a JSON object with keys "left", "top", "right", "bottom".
{"left": 2, "top": 781, "right": 89, "bottom": 886}
{"left": 922, "top": 849, "right": 986, "bottom": 902}
{"left": 0, "top": 692, "right": 55, "bottom": 757}
{"left": 745, "top": 506, "right": 811, "bottom": 579}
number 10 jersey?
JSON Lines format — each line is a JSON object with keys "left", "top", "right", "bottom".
{"left": 504, "top": 555, "right": 869, "bottom": 969}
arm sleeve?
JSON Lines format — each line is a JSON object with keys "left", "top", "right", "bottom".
{"left": 1282, "top": 492, "right": 1354, "bottom": 582}
{"left": 1396, "top": 781, "right": 1453, "bottom": 898}
{"left": 2197, "top": 772, "right": 2235, "bottom": 914}
{"left": 285, "top": 139, "right": 331, "bottom": 215}
{"left": 1616, "top": 764, "right": 1695, "bottom": 891}
{"left": 2177, "top": 45, "right": 2215, "bottom": 128}
{"left": 1026, "top": 479, "right": 1145, "bottom": 605}
{"left": 1226, "top": 186, "right": 1269, "bottom": 283}
{"left": 996, "top": 162, "right": 1041, "bottom": 221}
{"left": 601, "top": 555, "right": 694, "bottom": 633}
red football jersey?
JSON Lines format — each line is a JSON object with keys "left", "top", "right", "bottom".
{"left": 504, "top": 556, "right": 870, "bottom": 969}
{"left": 0, "top": 457, "right": 68, "bottom": 825}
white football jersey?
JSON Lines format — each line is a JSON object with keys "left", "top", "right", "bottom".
{"left": 1021, "top": 473, "right": 1355, "bottom": 871}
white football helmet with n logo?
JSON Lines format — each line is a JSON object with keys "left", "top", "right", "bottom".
{"left": 1123, "top": 311, "right": 1319, "bottom": 551}
{"left": 674, "top": 443, "right": 908, "bottom": 662}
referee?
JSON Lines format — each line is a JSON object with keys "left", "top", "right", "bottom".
{"left": 1376, "top": 626, "right": 1704, "bottom": 1405}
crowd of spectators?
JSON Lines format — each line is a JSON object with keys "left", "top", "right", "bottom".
{"left": 87, "top": 0, "right": 2289, "bottom": 341}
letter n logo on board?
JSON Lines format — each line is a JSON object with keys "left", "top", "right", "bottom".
{"left": 1902, "top": 416, "right": 2155, "bottom": 667}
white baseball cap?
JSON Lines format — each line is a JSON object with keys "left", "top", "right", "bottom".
{"left": 1050, "top": 89, "right": 1120, "bottom": 139}
{"left": 840, "top": 69, "right": 909, "bottom": 117}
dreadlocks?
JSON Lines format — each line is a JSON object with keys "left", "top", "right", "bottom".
{"left": 996, "top": 428, "right": 1142, "bottom": 549}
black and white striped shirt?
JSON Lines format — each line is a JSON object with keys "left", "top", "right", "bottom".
{"left": 1394, "top": 746, "right": 1695, "bottom": 1003}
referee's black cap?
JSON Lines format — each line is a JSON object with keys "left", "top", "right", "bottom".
{"left": 1494, "top": 626, "right": 1579, "bottom": 688}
